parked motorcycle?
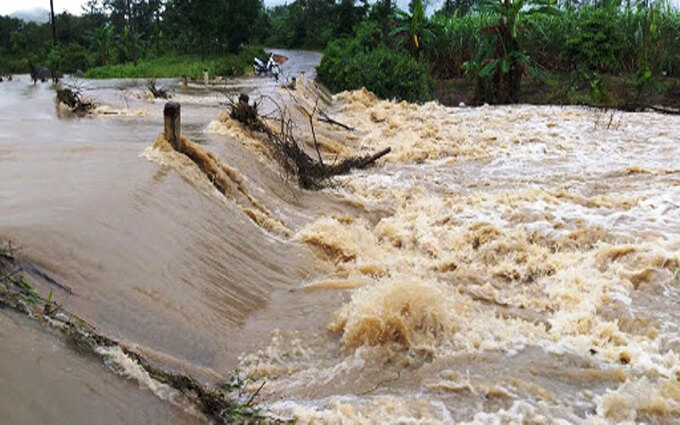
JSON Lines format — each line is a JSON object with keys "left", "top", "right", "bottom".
{"left": 253, "top": 53, "right": 286, "bottom": 81}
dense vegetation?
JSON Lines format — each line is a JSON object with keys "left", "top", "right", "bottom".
{"left": 1, "top": 0, "right": 679, "bottom": 106}
{"left": 318, "top": 21, "right": 434, "bottom": 102}
{"left": 0, "top": 0, "right": 266, "bottom": 77}
{"left": 315, "top": 0, "right": 680, "bottom": 104}
{"left": 83, "top": 47, "right": 263, "bottom": 79}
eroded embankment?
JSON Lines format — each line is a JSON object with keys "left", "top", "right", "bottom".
{"left": 143, "top": 134, "right": 291, "bottom": 237}
{"left": 206, "top": 85, "right": 680, "bottom": 423}
{"left": 0, "top": 247, "right": 281, "bottom": 424}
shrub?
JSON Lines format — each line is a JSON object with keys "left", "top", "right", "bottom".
{"left": 318, "top": 22, "right": 432, "bottom": 102}
{"left": 46, "top": 42, "right": 89, "bottom": 73}
{"left": 564, "top": 8, "right": 623, "bottom": 72}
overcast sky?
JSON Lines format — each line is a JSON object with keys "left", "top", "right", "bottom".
{"left": 0, "top": 0, "right": 413, "bottom": 17}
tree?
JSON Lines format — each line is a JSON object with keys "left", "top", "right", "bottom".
{"left": 439, "top": 0, "right": 477, "bottom": 15}
{"left": 91, "top": 24, "right": 114, "bottom": 65}
{"left": 337, "top": 0, "right": 369, "bottom": 36}
{"left": 393, "top": 0, "right": 440, "bottom": 58}
{"left": 475, "top": 0, "right": 559, "bottom": 103}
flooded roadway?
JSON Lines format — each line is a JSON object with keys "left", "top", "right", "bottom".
{"left": 1, "top": 49, "right": 680, "bottom": 424}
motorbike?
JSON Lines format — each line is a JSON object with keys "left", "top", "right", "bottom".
{"left": 253, "top": 53, "right": 284, "bottom": 81}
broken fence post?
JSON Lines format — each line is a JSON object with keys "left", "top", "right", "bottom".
{"left": 164, "top": 101, "right": 181, "bottom": 151}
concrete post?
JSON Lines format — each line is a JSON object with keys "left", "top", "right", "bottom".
{"left": 164, "top": 102, "right": 181, "bottom": 151}
{"left": 203, "top": 69, "right": 209, "bottom": 86}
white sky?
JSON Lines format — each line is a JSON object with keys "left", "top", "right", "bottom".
{"left": 0, "top": 0, "right": 413, "bottom": 16}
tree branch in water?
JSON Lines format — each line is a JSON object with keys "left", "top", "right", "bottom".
{"left": 228, "top": 94, "right": 390, "bottom": 189}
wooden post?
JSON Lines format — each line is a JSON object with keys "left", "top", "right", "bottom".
{"left": 164, "top": 102, "right": 181, "bottom": 150}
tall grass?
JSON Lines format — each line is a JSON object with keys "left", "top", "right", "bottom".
{"left": 426, "top": 4, "right": 680, "bottom": 78}
{"left": 426, "top": 14, "right": 494, "bottom": 78}
{"left": 83, "top": 46, "right": 265, "bottom": 79}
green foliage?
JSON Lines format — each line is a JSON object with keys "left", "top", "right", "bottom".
{"left": 565, "top": 8, "right": 623, "bottom": 71}
{"left": 2, "top": 0, "right": 680, "bottom": 107}
{"left": 0, "top": 241, "right": 40, "bottom": 306}
{"left": 47, "top": 42, "right": 89, "bottom": 73}
{"left": 579, "top": 69, "right": 611, "bottom": 104}
{"left": 427, "top": 13, "right": 495, "bottom": 78}
{"left": 392, "top": 0, "right": 441, "bottom": 58}
{"left": 467, "top": 0, "right": 560, "bottom": 103}
{"left": 162, "top": 0, "right": 262, "bottom": 55}
{"left": 427, "top": 4, "right": 680, "bottom": 81}
{"left": 265, "top": 0, "right": 370, "bottom": 49}
{"left": 0, "top": 0, "right": 264, "bottom": 75}
{"left": 217, "top": 370, "right": 267, "bottom": 421}
{"left": 84, "top": 47, "right": 264, "bottom": 79}
{"left": 318, "top": 21, "right": 433, "bottom": 102}
{"left": 89, "top": 25, "right": 115, "bottom": 66}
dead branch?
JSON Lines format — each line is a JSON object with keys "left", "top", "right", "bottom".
{"left": 642, "top": 104, "right": 680, "bottom": 115}
{"left": 57, "top": 87, "right": 96, "bottom": 115}
{"left": 298, "top": 100, "right": 325, "bottom": 167}
{"left": 228, "top": 94, "right": 389, "bottom": 189}
{"left": 318, "top": 110, "right": 355, "bottom": 131}
{"left": 147, "top": 78, "right": 169, "bottom": 99}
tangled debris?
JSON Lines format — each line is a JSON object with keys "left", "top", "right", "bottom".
{"left": 148, "top": 78, "right": 170, "bottom": 99}
{"left": 0, "top": 242, "right": 287, "bottom": 424}
{"left": 228, "top": 94, "right": 390, "bottom": 189}
{"left": 56, "top": 87, "right": 96, "bottom": 116}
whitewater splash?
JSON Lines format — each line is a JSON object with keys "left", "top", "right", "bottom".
{"left": 199, "top": 87, "right": 680, "bottom": 423}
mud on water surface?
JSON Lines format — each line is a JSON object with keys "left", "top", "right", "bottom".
{"left": 208, "top": 87, "right": 680, "bottom": 423}
{"left": 1, "top": 52, "right": 680, "bottom": 424}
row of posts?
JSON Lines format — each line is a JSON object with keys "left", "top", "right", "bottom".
{"left": 164, "top": 72, "right": 309, "bottom": 150}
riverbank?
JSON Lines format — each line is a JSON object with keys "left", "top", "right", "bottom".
{"left": 435, "top": 73, "right": 680, "bottom": 109}
{"left": 84, "top": 47, "right": 265, "bottom": 79}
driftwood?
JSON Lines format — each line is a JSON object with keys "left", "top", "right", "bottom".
{"left": 641, "top": 104, "right": 680, "bottom": 115}
{"left": 147, "top": 78, "right": 169, "bottom": 99}
{"left": 57, "top": 87, "right": 96, "bottom": 115}
{"left": 319, "top": 110, "right": 354, "bottom": 131}
{"left": 579, "top": 101, "right": 680, "bottom": 115}
{"left": 229, "top": 94, "right": 390, "bottom": 189}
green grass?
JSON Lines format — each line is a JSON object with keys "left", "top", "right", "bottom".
{"left": 84, "top": 46, "right": 265, "bottom": 79}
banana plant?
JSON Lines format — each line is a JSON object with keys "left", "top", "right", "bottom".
{"left": 89, "top": 25, "right": 114, "bottom": 66}
{"left": 391, "top": 0, "right": 440, "bottom": 58}
{"left": 475, "top": 0, "right": 560, "bottom": 103}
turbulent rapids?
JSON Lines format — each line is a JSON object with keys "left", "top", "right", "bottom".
{"left": 146, "top": 81, "right": 680, "bottom": 422}
{"left": 1, "top": 51, "right": 679, "bottom": 424}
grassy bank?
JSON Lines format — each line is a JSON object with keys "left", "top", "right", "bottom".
{"left": 435, "top": 74, "right": 680, "bottom": 109}
{"left": 84, "top": 46, "right": 264, "bottom": 79}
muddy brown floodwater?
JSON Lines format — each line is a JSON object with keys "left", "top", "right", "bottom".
{"left": 2, "top": 49, "right": 680, "bottom": 424}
